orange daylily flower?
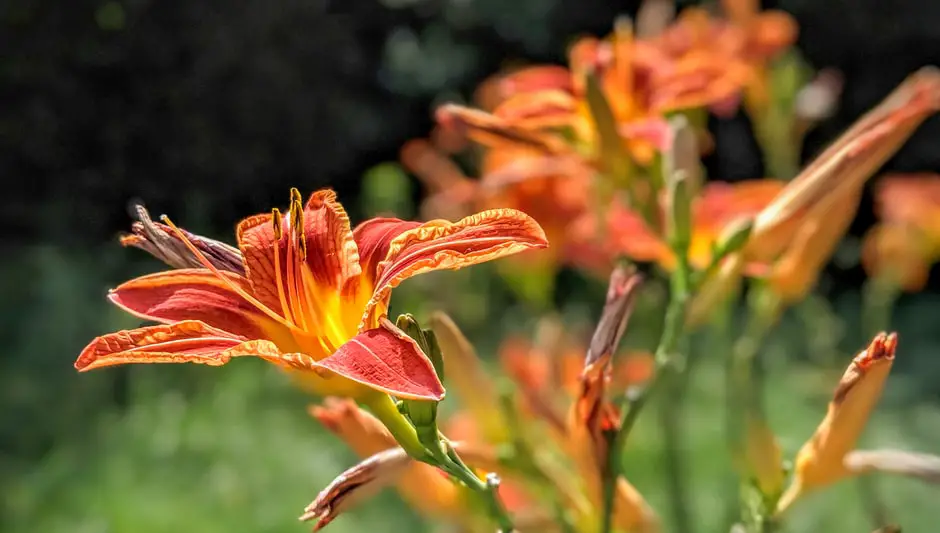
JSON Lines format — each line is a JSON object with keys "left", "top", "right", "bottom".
{"left": 862, "top": 173, "right": 940, "bottom": 291}
{"left": 655, "top": 0, "right": 798, "bottom": 113}
{"left": 777, "top": 333, "right": 898, "bottom": 514}
{"left": 76, "top": 189, "right": 547, "bottom": 402}
{"left": 607, "top": 179, "right": 784, "bottom": 271}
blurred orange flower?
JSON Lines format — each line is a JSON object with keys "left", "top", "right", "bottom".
{"left": 606, "top": 179, "right": 784, "bottom": 272}
{"left": 862, "top": 173, "right": 940, "bottom": 291}
{"left": 655, "top": 0, "right": 798, "bottom": 113}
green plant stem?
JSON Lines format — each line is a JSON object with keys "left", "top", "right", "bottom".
{"left": 726, "top": 287, "right": 782, "bottom": 531}
{"left": 366, "top": 393, "right": 430, "bottom": 461}
{"left": 857, "top": 275, "right": 902, "bottom": 529}
{"left": 602, "top": 241, "right": 693, "bottom": 533}
{"left": 369, "top": 393, "right": 515, "bottom": 532}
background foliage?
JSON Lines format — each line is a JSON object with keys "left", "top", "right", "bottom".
{"left": 3, "top": 1, "right": 940, "bottom": 531}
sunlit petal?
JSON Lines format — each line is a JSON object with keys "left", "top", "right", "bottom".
{"left": 312, "top": 325, "right": 445, "bottom": 401}
{"left": 74, "top": 321, "right": 283, "bottom": 372}
{"left": 360, "top": 209, "right": 548, "bottom": 328}
{"left": 108, "top": 269, "right": 268, "bottom": 339}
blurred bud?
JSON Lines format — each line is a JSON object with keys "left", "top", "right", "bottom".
{"left": 636, "top": 0, "right": 675, "bottom": 39}
{"left": 861, "top": 224, "right": 931, "bottom": 292}
{"left": 568, "top": 265, "right": 658, "bottom": 533}
{"left": 777, "top": 333, "right": 898, "bottom": 514}
{"left": 844, "top": 449, "right": 940, "bottom": 484}
{"left": 584, "top": 71, "right": 634, "bottom": 194}
{"left": 767, "top": 189, "right": 860, "bottom": 303}
{"left": 686, "top": 253, "right": 744, "bottom": 328}
{"left": 429, "top": 311, "right": 509, "bottom": 443}
{"left": 666, "top": 171, "right": 692, "bottom": 252}
{"left": 667, "top": 117, "right": 702, "bottom": 195}
{"left": 749, "top": 67, "right": 940, "bottom": 262}
{"left": 742, "top": 411, "right": 785, "bottom": 498}
{"left": 715, "top": 217, "right": 755, "bottom": 260}
{"left": 120, "top": 203, "right": 244, "bottom": 274}
{"left": 300, "top": 447, "right": 411, "bottom": 531}
{"left": 794, "top": 69, "right": 844, "bottom": 124}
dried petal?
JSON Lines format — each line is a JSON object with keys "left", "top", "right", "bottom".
{"left": 300, "top": 447, "right": 412, "bottom": 531}
{"left": 121, "top": 203, "right": 244, "bottom": 274}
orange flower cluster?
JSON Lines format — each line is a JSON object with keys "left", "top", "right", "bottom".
{"left": 401, "top": 2, "right": 798, "bottom": 282}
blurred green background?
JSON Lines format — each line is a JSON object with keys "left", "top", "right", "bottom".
{"left": 4, "top": 0, "right": 940, "bottom": 532}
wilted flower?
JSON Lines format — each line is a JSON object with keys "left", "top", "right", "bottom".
{"left": 862, "top": 173, "right": 940, "bottom": 291}
{"left": 309, "top": 398, "right": 474, "bottom": 525}
{"left": 300, "top": 446, "right": 413, "bottom": 531}
{"left": 566, "top": 266, "right": 659, "bottom": 533}
{"left": 76, "top": 189, "right": 547, "bottom": 405}
{"left": 776, "top": 333, "right": 898, "bottom": 513}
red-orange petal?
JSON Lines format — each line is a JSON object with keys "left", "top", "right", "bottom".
{"left": 352, "top": 218, "right": 422, "bottom": 286}
{"left": 75, "top": 321, "right": 283, "bottom": 372}
{"left": 435, "top": 103, "right": 571, "bottom": 154}
{"left": 108, "top": 268, "right": 267, "bottom": 339}
{"left": 303, "top": 190, "right": 362, "bottom": 288}
{"left": 498, "top": 65, "right": 574, "bottom": 97}
{"left": 361, "top": 209, "right": 549, "bottom": 328}
{"left": 312, "top": 325, "right": 445, "bottom": 401}
{"left": 236, "top": 189, "right": 361, "bottom": 310}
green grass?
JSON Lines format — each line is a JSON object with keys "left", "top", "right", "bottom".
{"left": 5, "top": 354, "right": 938, "bottom": 533}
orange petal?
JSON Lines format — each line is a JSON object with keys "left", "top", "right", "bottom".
{"left": 492, "top": 90, "right": 579, "bottom": 130}
{"left": 303, "top": 189, "right": 362, "bottom": 289}
{"left": 435, "top": 103, "right": 571, "bottom": 154}
{"left": 352, "top": 218, "right": 422, "bottom": 286}
{"left": 606, "top": 201, "right": 672, "bottom": 266}
{"left": 108, "top": 269, "right": 267, "bottom": 339}
{"left": 312, "top": 325, "right": 445, "bottom": 401}
{"left": 861, "top": 224, "right": 931, "bottom": 292}
{"left": 874, "top": 173, "right": 940, "bottom": 234}
{"left": 499, "top": 65, "right": 574, "bottom": 97}
{"left": 75, "top": 321, "right": 283, "bottom": 372}
{"left": 361, "top": 209, "right": 548, "bottom": 328}
{"left": 236, "top": 189, "right": 360, "bottom": 311}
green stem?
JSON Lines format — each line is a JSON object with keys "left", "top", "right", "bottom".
{"left": 369, "top": 393, "right": 515, "bottom": 531}
{"left": 602, "top": 231, "right": 693, "bottom": 533}
{"left": 726, "top": 286, "right": 782, "bottom": 531}
{"left": 442, "top": 443, "right": 516, "bottom": 532}
{"left": 366, "top": 393, "right": 429, "bottom": 461}
{"left": 857, "top": 275, "right": 901, "bottom": 529}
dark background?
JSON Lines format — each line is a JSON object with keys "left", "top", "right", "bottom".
{"left": 3, "top": 1, "right": 940, "bottom": 531}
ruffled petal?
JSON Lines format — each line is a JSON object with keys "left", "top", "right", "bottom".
{"left": 360, "top": 209, "right": 548, "bottom": 328}
{"left": 74, "top": 321, "right": 283, "bottom": 372}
